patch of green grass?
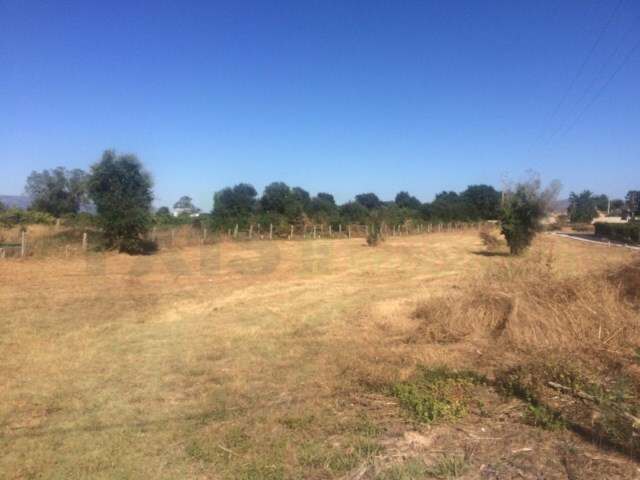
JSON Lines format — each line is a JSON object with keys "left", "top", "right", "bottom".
{"left": 300, "top": 439, "right": 383, "bottom": 475}
{"left": 349, "top": 410, "right": 386, "bottom": 437}
{"left": 392, "top": 365, "right": 486, "bottom": 424}
{"left": 524, "top": 403, "right": 566, "bottom": 430}
{"left": 426, "top": 454, "right": 469, "bottom": 479}
{"left": 376, "top": 458, "right": 429, "bottom": 479}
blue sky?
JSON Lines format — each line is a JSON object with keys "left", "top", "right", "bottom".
{"left": 1, "top": 0, "right": 639, "bottom": 210}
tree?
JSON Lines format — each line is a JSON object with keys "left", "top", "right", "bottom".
{"left": 610, "top": 199, "right": 625, "bottom": 211}
{"left": 567, "top": 190, "right": 599, "bottom": 223}
{"left": 626, "top": 191, "right": 640, "bottom": 214}
{"left": 593, "top": 194, "right": 609, "bottom": 212}
{"left": 355, "top": 193, "right": 382, "bottom": 210}
{"left": 25, "top": 167, "right": 87, "bottom": 217}
{"left": 339, "top": 201, "right": 369, "bottom": 224}
{"left": 309, "top": 192, "right": 339, "bottom": 224}
{"left": 461, "top": 184, "right": 501, "bottom": 220}
{"left": 212, "top": 183, "right": 258, "bottom": 229}
{"left": 394, "top": 191, "right": 421, "bottom": 211}
{"left": 260, "top": 182, "right": 292, "bottom": 214}
{"left": 422, "top": 191, "right": 472, "bottom": 221}
{"left": 499, "top": 177, "right": 561, "bottom": 255}
{"left": 87, "top": 150, "right": 154, "bottom": 253}
{"left": 173, "top": 195, "right": 199, "bottom": 215}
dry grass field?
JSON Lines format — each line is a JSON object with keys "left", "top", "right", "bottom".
{"left": 1, "top": 229, "right": 640, "bottom": 479}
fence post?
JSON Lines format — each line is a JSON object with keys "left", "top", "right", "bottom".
{"left": 152, "top": 227, "right": 157, "bottom": 242}
{"left": 339, "top": 224, "right": 342, "bottom": 236}
{"left": 0, "top": 248, "right": 4, "bottom": 260}
{"left": 269, "top": 224, "right": 273, "bottom": 240}
{"left": 329, "top": 225, "right": 332, "bottom": 237}
{"left": 21, "top": 231, "right": 26, "bottom": 257}
{"left": 203, "top": 228, "right": 207, "bottom": 241}
{"left": 365, "top": 225, "right": 369, "bottom": 236}
{"left": 348, "top": 225, "right": 351, "bottom": 238}
{"left": 234, "top": 224, "right": 239, "bottom": 239}
{"left": 82, "top": 232, "right": 87, "bottom": 252}
{"left": 249, "top": 225, "right": 253, "bottom": 239}
{"left": 313, "top": 225, "right": 316, "bottom": 239}
{"left": 290, "top": 225, "right": 294, "bottom": 239}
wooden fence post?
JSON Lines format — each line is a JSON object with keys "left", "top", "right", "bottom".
{"left": 313, "top": 225, "right": 316, "bottom": 239}
{"left": 203, "top": 228, "right": 207, "bottom": 241}
{"left": 82, "top": 232, "right": 87, "bottom": 252}
{"left": 339, "top": 224, "right": 342, "bottom": 236}
{"left": 269, "top": 224, "right": 273, "bottom": 240}
{"left": 152, "top": 227, "right": 157, "bottom": 242}
{"left": 329, "top": 225, "right": 332, "bottom": 237}
{"left": 348, "top": 225, "right": 351, "bottom": 238}
{"left": 0, "top": 248, "right": 4, "bottom": 260}
{"left": 233, "top": 224, "right": 239, "bottom": 239}
{"left": 249, "top": 225, "right": 253, "bottom": 239}
{"left": 21, "top": 231, "right": 26, "bottom": 257}
{"left": 290, "top": 225, "right": 294, "bottom": 239}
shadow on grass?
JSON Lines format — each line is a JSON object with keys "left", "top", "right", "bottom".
{"left": 470, "top": 251, "right": 510, "bottom": 257}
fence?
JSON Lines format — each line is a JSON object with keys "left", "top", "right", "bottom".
{"left": 0, "top": 221, "right": 495, "bottom": 260}
{"left": 219, "top": 221, "right": 490, "bottom": 241}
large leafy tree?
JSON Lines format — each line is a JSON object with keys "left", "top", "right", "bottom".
{"left": 394, "top": 191, "right": 421, "bottom": 211}
{"left": 212, "top": 183, "right": 258, "bottom": 228}
{"left": 25, "top": 167, "right": 87, "bottom": 217}
{"left": 355, "top": 193, "right": 382, "bottom": 210}
{"left": 461, "top": 184, "right": 501, "bottom": 220}
{"left": 422, "top": 191, "right": 472, "bottom": 221}
{"left": 567, "top": 190, "right": 599, "bottom": 223}
{"left": 309, "top": 192, "right": 339, "bottom": 224}
{"left": 499, "top": 177, "right": 561, "bottom": 255}
{"left": 87, "top": 150, "right": 154, "bottom": 253}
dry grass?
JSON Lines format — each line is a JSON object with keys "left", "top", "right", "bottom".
{"left": 1, "top": 229, "right": 639, "bottom": 478}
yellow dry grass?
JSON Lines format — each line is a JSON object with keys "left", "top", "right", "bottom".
{"left": 1, "top": 230, "right": 638, "bottom": 479}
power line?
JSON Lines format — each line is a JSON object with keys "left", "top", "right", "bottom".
{"left": 523, "top": 0, "right": 623, "bottom": 163}
{"left": 544, "top": 33, "right": 640, "bottom": 155}
{"left": 534, "top": 10, "right": 640, "bottom": 160}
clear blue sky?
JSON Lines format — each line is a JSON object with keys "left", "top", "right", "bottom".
{"left": 1, "top": 0, "right": 639, "bottom": 210}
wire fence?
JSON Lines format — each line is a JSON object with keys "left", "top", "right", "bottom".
{"left": 0, "top": 221, "right": 497, "bottom": 260}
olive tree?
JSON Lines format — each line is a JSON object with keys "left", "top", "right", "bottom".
{"left": 87, "top": 150, "right": 155, "bottom": 253}
{"left": 25, "top": 167, "right": 87, "bottom": 217}
{"left": 499, "top": 176, "right": 561, "bottom": 255}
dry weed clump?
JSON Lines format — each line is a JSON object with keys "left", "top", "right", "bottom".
{"left": 478, "top": 228, "right": 504, "bottom": 250}
{"left": 411, "top": 250, "right": 640, "bottom": 458}
{"left": 608, "top": 258, "right": 640, "bottom": 307}
{"left": 412, "top": 251, "right": 640, "bottom": 355}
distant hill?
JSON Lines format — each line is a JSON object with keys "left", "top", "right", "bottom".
{"left": 0, "top": 195, "right": 33, "bottom": 209}
{"left": 553, "top": 198, "right": 569, "bottom": 213}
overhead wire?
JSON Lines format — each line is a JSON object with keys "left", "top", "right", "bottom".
{"left": 534, "top": 9, "right": 640, "bottom": 160}
{"left": 523, "top": 0, "right": 623, "bottom": 163}
{"left": 544, "top": 31, "right": 640, "bottom": 155}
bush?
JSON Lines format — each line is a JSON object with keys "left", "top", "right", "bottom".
{"left": 366, "top": 231, "right": 381, "bottom": 246}
{"left": 499, "top": 177, "right": 560, "bottom": 255}
{"left": 594, "top": 222, "right": 640, "bottom": 242}
{"left": 0, "top": 208, "right": 55, "bottom": 228}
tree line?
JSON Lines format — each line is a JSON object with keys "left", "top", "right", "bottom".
{"left": 1, "top": 149, "right": 638, "bottom": 255}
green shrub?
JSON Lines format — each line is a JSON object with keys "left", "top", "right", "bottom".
{"left": 594, "top": 222, "right": 640, "bottom": 242}
{"left": 392, "top": 365, "right": 485, "bottom": 424}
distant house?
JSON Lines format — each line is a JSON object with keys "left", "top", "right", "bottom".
{"left": 173, "top": 208, "right": 200, "bottom": 218}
